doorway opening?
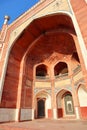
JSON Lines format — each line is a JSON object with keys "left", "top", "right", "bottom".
{"left": 57, "top": 90, "right": 75, "bottom": 118}
{"left": 64, "top": 93, "right": 75, "bottom": 115}
{"left": 37, "top": 99, "right": 45, "bottom": 118}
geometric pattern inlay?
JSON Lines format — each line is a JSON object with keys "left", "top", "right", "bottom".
{"left": 55, "top": 85, "right": 72, "bottom": 94}
{"left": 34, "top": 88, "right": 52, "bottom": 95}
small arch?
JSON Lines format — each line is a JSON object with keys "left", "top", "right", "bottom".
{"left": 54, "top": 62, "right": 68, "bottom": 77}
{"left": 56, "top": 88, "right": 72, "bottom": 96}
{"left": 36, "top": 64, "right": 48, "bottom": 77}
{"left": 35, "top": 90, "right": 51, "bottom": 119}
{"left": 76, "top": 82, "right": 86, "bottom": 91}
{"left": 56, "top": 89, "right": 75, "bottom": 118}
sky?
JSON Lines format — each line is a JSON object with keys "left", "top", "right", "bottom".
{"left": 0, "top": 0, "right": 39, "bottom": 29}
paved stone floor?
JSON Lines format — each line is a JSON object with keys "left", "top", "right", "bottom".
{"left": 0, "top": 119, "right": 87, "bottom": 130}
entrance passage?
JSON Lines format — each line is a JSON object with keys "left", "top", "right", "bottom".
{"left": 37, "top": 99, "right": 45, "bottom": 118}
{"left": 64, "top": 94, "right": 74, "bottom": 115}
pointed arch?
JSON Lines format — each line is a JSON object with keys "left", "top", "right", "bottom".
{"left": 35, "top": 90, "right": 51, "bottom": 118}
{"left": 56, "top": 89, "right": 75, "bottom": 118}
{"left": 36, "top": 64, "right": 48, "bottom": 77}
{"left": 54, "top": 62, "right": 68, "bottom": 77}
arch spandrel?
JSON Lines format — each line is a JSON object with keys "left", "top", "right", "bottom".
{"left": 34, "top": 0, "right": 71, "bottom": 19}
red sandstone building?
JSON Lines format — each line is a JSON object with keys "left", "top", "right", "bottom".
{"left": 0, "top": 0, "right": 87, "bottom": 122}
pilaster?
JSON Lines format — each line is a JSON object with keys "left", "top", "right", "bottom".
{"left": 50, "top": 67, "right": 57, "bottom": 119}
{"left": 69, "top": 70, "right": 81, "bottom": 119}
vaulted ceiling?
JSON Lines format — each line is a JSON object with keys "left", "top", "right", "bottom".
{"left": 11, "top": 14, "right": 76, "bottom": 61}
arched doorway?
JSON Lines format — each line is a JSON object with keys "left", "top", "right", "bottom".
{"left": 64, "top": 93, "right": 74, "bottom": 115}
{"left": 35, "top": 91, "right": 51, "bottom": 119}
{"left": 37, "top": 99, "right": 45, "bottom": 118}
{"left": 56, "top": 90, "right": 75, "bottom": 119}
